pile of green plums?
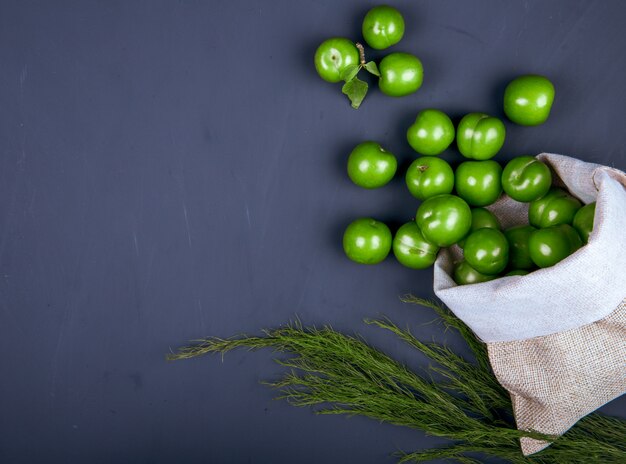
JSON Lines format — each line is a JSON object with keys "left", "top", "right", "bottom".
{"left": 314, "top": 5, "right": 423, "bottom": 98}
{"left": 342, "top": 74, "right": 593, "bottom": 284}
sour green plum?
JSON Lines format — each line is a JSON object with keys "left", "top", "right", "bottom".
{"left": 378, "top": 53, "right": 423, "bottom": 97}
{"left": 504, "top": 225, "right": 536, "bottom": 270}
{"left": 343, "top": 218, "right": 392, "bottom": 264}
{"left": 501, "top": 156, "right": 552, "bottom": 202}
{"left": 347, "top": 142, "right": 397, "bottom": 189}
{"left": 463, "top": 229, "right": 509, "bottom": 275}
{"left": 506, "top": 270, "right": 529, "bottom": 276}
{"left": 416, "top": 194, "right": 472, "bottom": 247}
{"left": 469, "top": 207, "right": 501, "bottom": 230}
{"left": 314, "top": 38, "right": 360, "bottom": 83}
{"left": 454, "top": 160, "right": 503, "bottom": 207}
{"left": 504, "top": 75, "right": 555, "bottom": 126}
{"left": 406, "top": 109, "right": 455, "bottom": 155}
{"left": 405, "top": 157, "right": 454, "bottom": 200}
{"left": 454, "top": 261, "right": 497, "bottom": 285}
{"left": 528, "top": 188, "right": 582, "bottom": 228}
{"left": 362, "top": 5, "right": 405, "bottom": 50}
{"left": 392, "top": 222, "right": 439, "bottom": 269}
{"left": 572, "top": 202, "right": 596, "bottom": 244}
{"left": 458, "top": 208, "right": 501, "bottom": 248}
{"left": 528, "top": 224, "right": 582, "bottom": 268}
{"left": 456, "top": 113, "right": 506, "bottom": 160}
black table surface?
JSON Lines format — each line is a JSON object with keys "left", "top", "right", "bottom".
{"left": 1, "top": 1, "right": 624, "bottom": 463}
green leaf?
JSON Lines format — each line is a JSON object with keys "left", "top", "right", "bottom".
{"left": 364, "top": 61, "right": 380, "bottom": 77}
{"left": 342, "top": 77, "right": 368, "bottom": 109}
{"left": 340, "top": 64, "right": 360, "bottom": 82}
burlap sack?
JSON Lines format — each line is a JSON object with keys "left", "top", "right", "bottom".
{"left": 433, "top": 153, "right": 626, "bottom": 455}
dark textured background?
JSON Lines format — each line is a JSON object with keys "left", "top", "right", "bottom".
{"left": 0, "top": 1, "right": 624, "bottom": 463}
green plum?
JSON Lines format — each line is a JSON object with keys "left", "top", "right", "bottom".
{"left": 456, "top": 113, "right": 506, "bottom": 160}
{"left": 347, "top": 141, "right": 397, "bottom": 189}
{"left": 362, "top": 5, "right": 405, "bottom": 50}
{"left": 504, "top": 225, "right": 536, "bottom": 270}
{"left": 469, "top": 207, "right": 501, "bottom": 230}
{"left": 454, "top": 160, "right": 503, "bottom": 207}
{"left": 463, "top": 228, "right": 509, "bottom": 275}
{"left": 406, "top": 109, "right": 455, "bottom": 155}
{"left": 562, "top": 223, "right": 584, "bottom": 251}
{"left": 504, "top": 75, "right": 555, "bottom": 126}
{"left": 314, "top": 38, "right": 360, "bottom": 83}
{"left": 405, "top": 157, "right": 454, "bottom": 200}
{"left": 501, "top": 156, "right": 552, "bottom": 202}
{"left": 416, "top": 194, "right": 472, "bottom": 247}
{"left": 343, "top": 218, "right": 392, "bottom": 264}
{"left": 529, "top": 188, "right": 582, "bottom": 228}
{"left": 528, "top": 224, "right": 582, "bottom": 268}
{"left": 505, "top": 269, "right": 529, "bottom": 276}
{"left": 453, "top": 261, "right": 498, "bottom": 285}
{"left": 572, "top": 202, "right": 596, "bottom": 244}
{"left": 458, "top": 207, "right": 501, "bottom": 248}
{"left": 378, "top": 52, "right": 423, "bottom": 97}
{"left": 392, "top": 222, "right": 439, "bottom": 269}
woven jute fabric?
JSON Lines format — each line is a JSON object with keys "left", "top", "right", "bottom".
{"left": 432, "top": 154, "right": 626, "bottom": 455}
{"left": 487, "top": 300, "right": 626, "bottom": 455}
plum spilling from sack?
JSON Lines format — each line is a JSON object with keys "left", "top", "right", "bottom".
{"left": 343, "top": 139, "right": 595, "bottom": 283}
{"left": 321, "top": 5, "right": 587, "bottom": 284}
{"left": 340, "top": 82, "right": 594, "bottom": 284}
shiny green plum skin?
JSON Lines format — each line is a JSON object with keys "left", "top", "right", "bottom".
{"left": 456, "top": 113, "right": 506, "bottom": 160}
{"left": 454, "top": 261, "right": 497, "bottom": 285}
{"left": 506, "top": 270, "right": 529, "bottom": 276}
{"left": 463, "top": 228, "right": 509, "bottom": 275}
{"left": 347, "top": 142, "right": 397, "bottom": 189}
{"left": 406, "top": 109, "right": 455, "bottom": 155}
{"left": 562, "top": 224, "right": 584, "bottom": 251}
{"left": 378, "top": 53, "right": 423, "bottom": 97}
{"left": 314, "top": 38, "right": 360, "bottom": 83}
{"left": 469, "top": 207, "right": 501, "bottom": 230}
{"left": 528, "top": 224, "right": 582, "bottom": 268}
{"left": 504, "top": 75, "right": 555, "bottom": 126}
{"left": 501, "top": 156, "right": 552, "bottom": 202}
{"left": 458, "top": 207, "right": 501, "bottom": 248}
{"left": 454, "top": 160, "right": 503, "bottom": 207}
{"left": 572, "top": 202, "right": 596, "bottom": 244}
{"left": 362, "top": 5, "right": 405, "bottom": 50}
{"left": 504, "top": 225, "right": 536, "bottom": 270}
{"left": 528, "top": 188, "right": 582, "bottom": 228}
{"left": 343, "top": 218, "right": 392, "bottom": 264}
{"left": 392, "top": 222, "right": 439, "bottom": 269}
{"left": 405, "top": 157, "right": 454, "bottom": 200}
{"left": 416, "top": 194, "right": 472, "bottom": 247}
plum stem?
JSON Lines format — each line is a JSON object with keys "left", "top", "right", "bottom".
{"left": 356, "top": 42, "right": 366, "bottom": 66}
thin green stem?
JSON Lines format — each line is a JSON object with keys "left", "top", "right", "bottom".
{"left": 167, "top": 296, "right": 626, "bottom": 463}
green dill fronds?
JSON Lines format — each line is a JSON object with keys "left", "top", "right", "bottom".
{"left": 167, "top": 296, "right": 626, "bottom": 463}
